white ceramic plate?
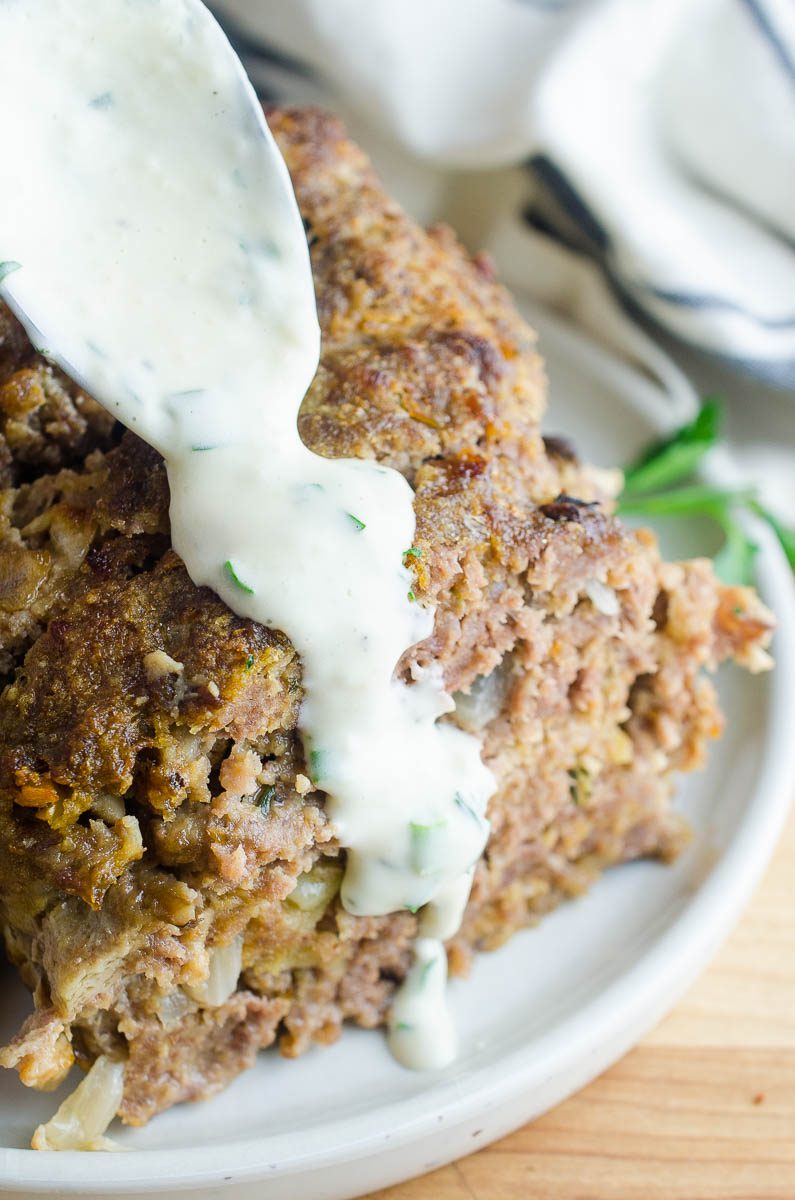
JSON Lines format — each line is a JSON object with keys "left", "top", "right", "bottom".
{"left": 1, "top": 310, "right": 793, "bottom": 1200}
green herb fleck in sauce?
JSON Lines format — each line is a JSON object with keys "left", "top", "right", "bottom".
{"left": 453, "top": 792, "right": 481, "bottom": 824}
{"left": 346, "top": 512, "right": 366, "bottom": 531}
{"left": 168, "top": 388, "right": 206, "bottom": 401}
{"left": 409, "top": 820, "right": 447, "bottom": 877}
{"left": 418, "top": 958, "right": 436, "bottom": 986}
{"left": 224, "top": 560, "right": 255, "bottom": 595}
{"left": 309, "top": 749, "right": 329, "bottom": 784}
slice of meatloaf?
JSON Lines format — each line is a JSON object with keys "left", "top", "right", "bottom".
{"left": 0, "top": 107, "right": 774, "bottom": 1134}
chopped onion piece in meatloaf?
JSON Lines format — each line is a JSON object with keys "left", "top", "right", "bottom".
{"left": 31, "top": 1056, "right": 124, "bottom": 1152}
{"left": 184, "top": 937, "right": 244, "bottom": 1008}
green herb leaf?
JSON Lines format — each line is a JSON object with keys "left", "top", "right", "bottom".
{"left": 751, "top": 502, "right": 795, "bottom": 570}
{"left": 621, "top": 398, "right": 721, "bottom": 497}
{"left": 224, "top": 560, "right": 254, "bottom": 595}
{"left": 245, "top": 654, "right": 255, "bottom": 671}
{"left": 254, "top": 785, "right": 275, "bottom": 815}
{"left": 191, "top": 444, "right": 216, "bottom": 452}
{"left": 713, "top": 520, "right": 759, "bottom": 586}
{"left": 619, "top": 485, "right": 758, "bottom": 586}
{"left": 0, "top": 261, "right": 21, "bottom": 285}
{"left": 346, "top": 512, "right": 366, "bottom": 531}
{"left": 407, "top": 589, "right": 416, "bottom": 603}
{"left": 619, "top": 401, "right": 795, "bottom": 587}
{"left": 403, "top": 546, "right": 422, "bottom": 560}
{"left": 618, "top": 484, "right": 755, "bottom": 521}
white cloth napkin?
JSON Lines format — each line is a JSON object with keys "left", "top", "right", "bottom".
{"left": 212, "top": 0, "right": 795, "bottom": 389}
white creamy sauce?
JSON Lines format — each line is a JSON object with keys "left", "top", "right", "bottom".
{"left": 387, "top": 937, "right": 456, "bottom": 1070}
{"left": 0, "top": 0, "right": 495, "bottom": 1070}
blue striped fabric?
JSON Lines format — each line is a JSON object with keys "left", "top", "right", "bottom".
{"left": 212, "top": 0, "right": 795, "bottom": 389}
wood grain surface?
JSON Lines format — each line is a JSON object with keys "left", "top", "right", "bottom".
{"left": 366, "top": 797, "right": 795, "bottom": 1200}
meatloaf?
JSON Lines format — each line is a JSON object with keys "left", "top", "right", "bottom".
{"left": 0, "top": 107, "right": 774, "bottom": 1140}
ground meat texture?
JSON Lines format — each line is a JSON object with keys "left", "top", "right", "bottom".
{"left": 0, "top": 107, "right": 775, "bottom": 1127}
{"left": 0, "top": 307, "right": 116, "bottom": 488}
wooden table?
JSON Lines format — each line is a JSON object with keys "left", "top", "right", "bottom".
{"left": 367, "top": 797, "right": 795, "bottom": 1200}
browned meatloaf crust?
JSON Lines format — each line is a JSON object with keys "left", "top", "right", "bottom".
{"left": 0, "top": 107, "right": 774, "bottom": 1130}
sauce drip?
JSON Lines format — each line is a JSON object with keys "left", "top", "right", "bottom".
{"left": 0, "top": 0, "right": 495, "bottom": 1069}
